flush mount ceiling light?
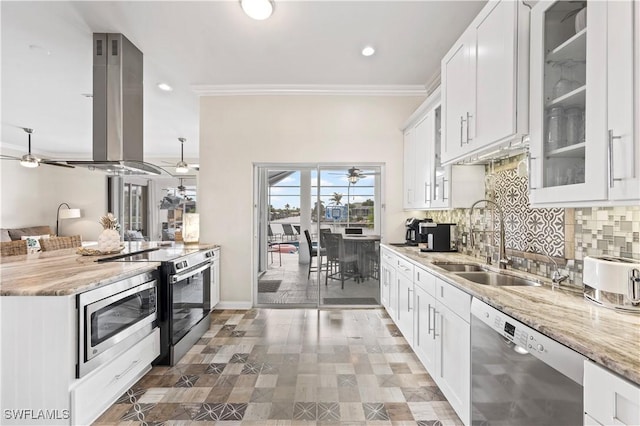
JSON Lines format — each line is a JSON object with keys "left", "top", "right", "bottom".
{"left": 240, "top": 0, "right": 274, "bottom": 20}
{"left": 157, "top": 83, "right": 173, "bottom": 92}
{"left": 175, "top": 137, "right": 189, "bottom": 174}
{"left": 361, "top": 46, "right": 375, "bottom": 57}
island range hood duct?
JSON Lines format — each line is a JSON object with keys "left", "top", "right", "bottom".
{"left": 68, "top": 34, "right": 164, "bottom": 175}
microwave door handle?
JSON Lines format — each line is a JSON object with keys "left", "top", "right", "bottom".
{"left": 171, "top": 261, "right": 213, "bottom": 283}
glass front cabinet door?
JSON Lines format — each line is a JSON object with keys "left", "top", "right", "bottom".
{"left": 529, "top": 0, "right": 638, "bottom": 205}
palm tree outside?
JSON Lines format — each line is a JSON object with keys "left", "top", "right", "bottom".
{"left": 329, "top": 192, "right": 343, "bottom": 205}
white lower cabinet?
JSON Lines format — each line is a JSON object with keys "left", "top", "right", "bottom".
{"left": 395, "top": 256, "right": 415, "bottom": 345}
{"left": 71, "top": 329, "right": 160, "bottom": 425}
{"left": 380, "top": 248, "right": 398, "bottom": 319}
{"left": 413, "top": 279, "right": 437, "bottom": 373}
{"left": 584, "top": 360, "right": 640, "bottom": 426}
{"left": 0, "top": 293, "right": 160, "bottom": 425}
{"left": 380, "top": 252, "right": 471, "bottom": 425}
{"left": 434, "top": 301, "right": 471, "bottom": 425}
{"left": 380, "top": 259, "right": 391, "bottom": 309}
{"left": 397, "top": 271, "right": 414, "bottom": 346}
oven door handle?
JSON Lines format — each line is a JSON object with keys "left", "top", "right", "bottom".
{"left": 171, "top": 261, "right": 213, "bottom": 283}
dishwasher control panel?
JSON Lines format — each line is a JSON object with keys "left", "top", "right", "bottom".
{"left": 471, "top": 298, "right": 587, "bottom": 384}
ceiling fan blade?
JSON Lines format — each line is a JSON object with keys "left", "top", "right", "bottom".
{"left": 40, "top": 160, "right": 75, "bottom": 169}
{"left": 0, "top": 155, "right": 20, "bottom": 160}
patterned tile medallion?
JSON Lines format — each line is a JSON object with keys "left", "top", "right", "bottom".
{"left": 93, "top": 309, "right": 463, "bottom": 425}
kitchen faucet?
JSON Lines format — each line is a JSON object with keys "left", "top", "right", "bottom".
{"left": 527, "top": 243, "right": 569, "bottom": 288}
{"left": 469, "top": 199, "right": 511, "bottom": 269}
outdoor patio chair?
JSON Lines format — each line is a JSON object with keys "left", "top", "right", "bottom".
{"left": 282, "top": 223, "right": 297, "bottom": 241}
{"left": 269, "top": 223, "right": 284, "bottom": 241}
{"left": 304, "top": 229, "right": 326, "bottom": 279}
{"left": 319, "top": 228, "right": 332, "bottom": 246}
{"left": 324, "top": 232, "right": 359, "bottom": 289}
{"left": 268, "top": 242, "right": 282, "bottom": 266}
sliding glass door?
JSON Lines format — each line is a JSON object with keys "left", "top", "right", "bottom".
{"left": 254, "top": 164, "right": 382, "bottom": 308}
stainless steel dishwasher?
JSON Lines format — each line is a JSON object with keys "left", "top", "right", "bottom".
{"left": 471, "top": 298, "right": 586, "bottom": 425}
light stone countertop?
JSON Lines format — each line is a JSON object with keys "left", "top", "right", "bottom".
{"left": 382, "top": 244, "right": 640, "bottom": 386}
{"left": 0, "top": 242, "right": 219, "bottom": 296}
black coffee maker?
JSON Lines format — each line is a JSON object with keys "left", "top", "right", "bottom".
{"left": 405, "top": 218, "right": 427, "bottom": 246}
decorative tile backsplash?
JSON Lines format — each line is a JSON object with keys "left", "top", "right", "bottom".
{"left": 424, "top": 155, "right": 640, "bottom": 288}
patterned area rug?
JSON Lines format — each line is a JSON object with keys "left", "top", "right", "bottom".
{"left": 323, "top": 297, "right": 378, "bottom": 305}
{"left": 258, "top": 280, "right": 282, "bottom": 293}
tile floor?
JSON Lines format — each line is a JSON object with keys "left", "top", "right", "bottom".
{"left": 95, "top": 308, "right": 462, "bottom": 425}
{"left": 258, "top": 253, "right": 380, "bottom": 305}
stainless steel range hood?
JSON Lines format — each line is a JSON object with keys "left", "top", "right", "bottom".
{"left": 68, "top": 34, "right": 164, "bottom": 175}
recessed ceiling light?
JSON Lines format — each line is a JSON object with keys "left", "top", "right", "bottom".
{"left": 362, "top": 46, "right": 375, "bottom": 57}
{"left": 240, "top": 0, "right": 274, "bottom": 20}
{"left": 157, "top": 83, "right": 173, "bottom": 92}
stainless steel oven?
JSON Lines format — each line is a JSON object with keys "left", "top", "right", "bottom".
{"left": 77, "top": 271, "right": 157, "bottom": 377}
{"left": 98, "top": 247, "right": 215, "bottom": 366}
{"left": 158, "top": 252, "right": 213, "bottom": 365}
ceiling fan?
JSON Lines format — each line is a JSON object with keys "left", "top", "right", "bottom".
{"left": 330, "top": 167, "right": 379, "bottom": 183}
{"left": 160, "top": 160, "right": 200, "bottom": 174}
{"left": 162, "top": 178, "right": 194, "bottom": 200}
{"left": 159, "top": 137, "right": 199, "bottom": 175}
{"left": 0, "top": 128, "right": 74, "bottom": 168}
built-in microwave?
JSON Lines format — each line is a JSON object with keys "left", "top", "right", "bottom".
{"left": 77, "top": 271, "right": 158, "bottom": 378}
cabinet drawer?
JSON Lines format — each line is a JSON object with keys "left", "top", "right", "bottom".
{"left": 414, "top": 266, "right": 436, "bottom": 296}
{"left": 436, "top": 279, "right": 471, "bottom": 323}
{"left": 380, "top": 248, "right": 396, "bottom": 264}
{"left": 584, "top": 360, "right": 640, "bottom": 426}
{"left": 71, "top": 329, "right": 160, "bottom": 425}
{"left": 396, "top": 257, "right": 414, "bottom": 279}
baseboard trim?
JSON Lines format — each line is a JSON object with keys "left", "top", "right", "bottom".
{"left": 214, "top": 301, "right": 253, "bottom": 310}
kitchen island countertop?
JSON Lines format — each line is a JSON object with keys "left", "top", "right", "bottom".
{"left": 0, "top": 241, "right": 219, "bottom": 297}
{"left": 382, "top": 244, "right": 640, "bottom": 386}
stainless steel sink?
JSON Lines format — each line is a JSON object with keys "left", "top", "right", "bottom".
{"left": 431, "top": 262, "right": 485, "bottom": 272}
{"left": 455, "top": 271, "right": 542, "bottom": 287}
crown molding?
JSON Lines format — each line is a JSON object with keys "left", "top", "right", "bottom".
{"left": 190, "top": 84, "right": 427, "bottom": 96}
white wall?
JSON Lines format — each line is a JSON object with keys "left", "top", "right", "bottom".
{"left": 199, "top": 95, "right": 424, "bottom": 304}
{"left": 0, "top": 153, "right": 108, "bottom": 240}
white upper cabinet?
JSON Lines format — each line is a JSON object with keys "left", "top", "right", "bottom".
{"left": 413, "top": 113, "right": 434, "bottom": 209}
{"left": 442, "top": 0, "right": 530, "bottom": 165}
{"left": 403, "top": 87, "right": 484, "bottom": 211}
{"left": 529, "top": 0, "right": 639, "bottom": 206}
{"left": 609, "top": 0, "right": 640, "bottom": 201}
{"left": 403, "top": 89, "right": 440, "bottom": 210}
{"left": 442, "top": 30, "right": 475, "bottom": 163}
{"left": 403, "top": 127, "right": 416, "bottom": 209}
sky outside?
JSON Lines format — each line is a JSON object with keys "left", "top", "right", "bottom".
{"left": 269, "top": 169, "right": 377, "bottom": 210}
